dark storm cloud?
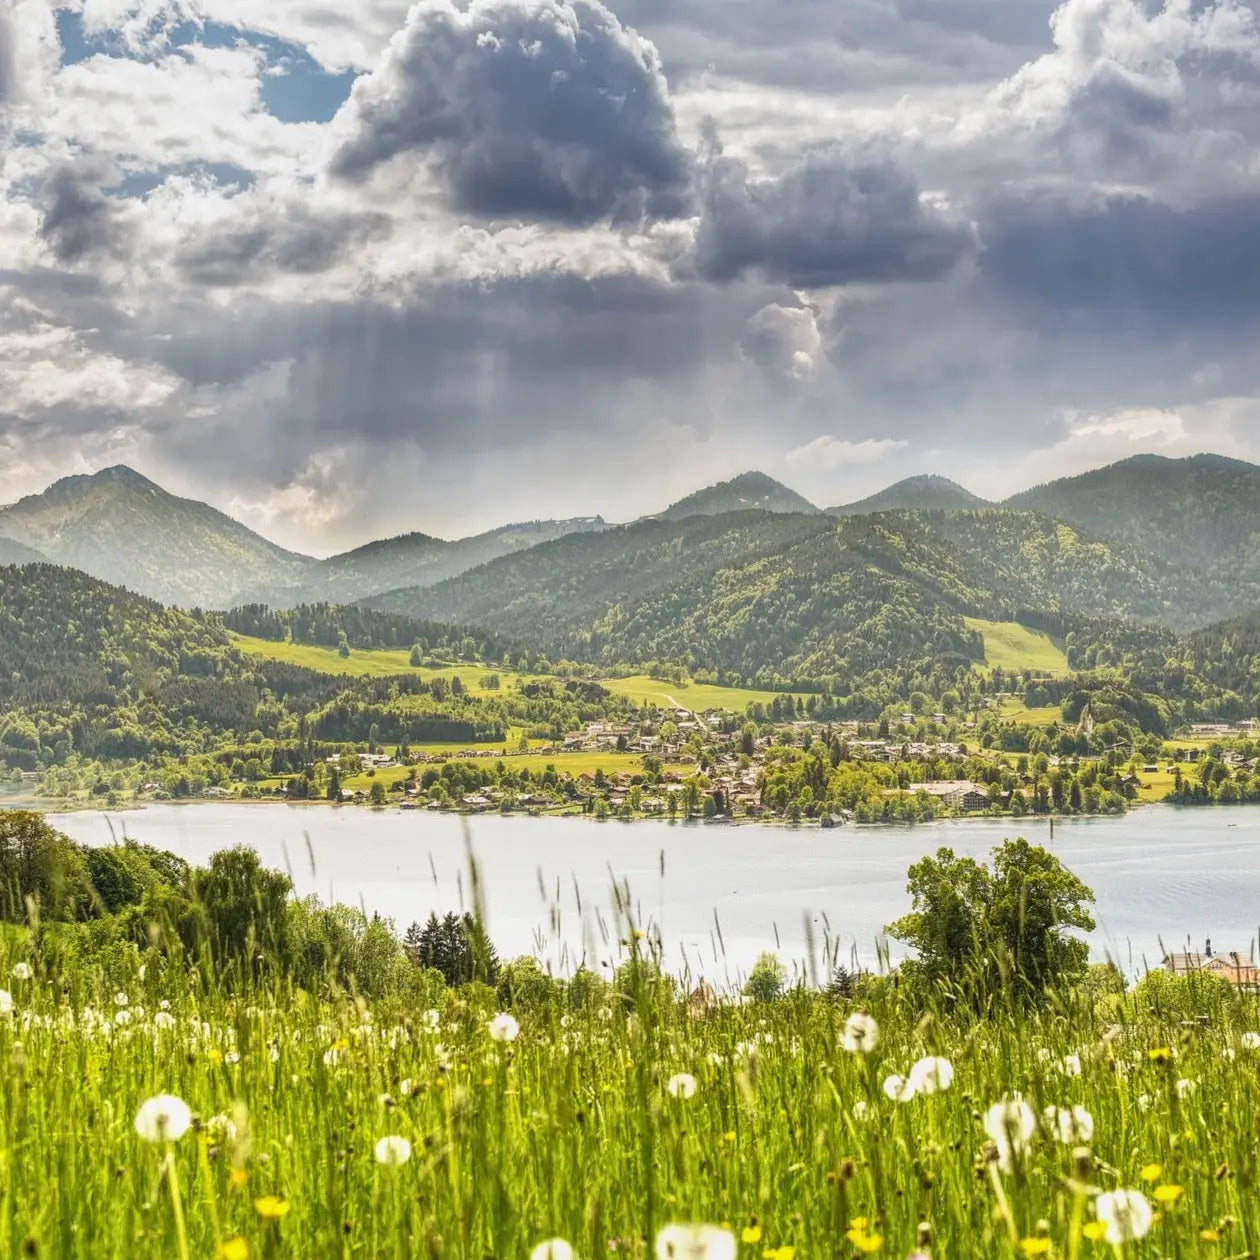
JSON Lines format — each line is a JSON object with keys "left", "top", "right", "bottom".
{"left": 175, "top": 205, "right": 393, "bottom": 286}
{"left": 38, "top": 162, "right": 133, "bottom": 265}
{"left": 978, "top": 189, "right": 1260, "bottom": 331}
{"left": 606, "top": 0, "right": 1055, "bottom": 90}
{"left": 330, "top": 0, "right": 693, "bottom": 225}
{"left": 694, "top": 149, "right": 975, "bottom": 288}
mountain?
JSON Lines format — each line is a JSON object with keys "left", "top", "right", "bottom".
{"left": 241, "top": 517, "right": 607, "bottom": 607}
{"left": 363, "top": 506, "right": 1197, "bottom": 691}
{"left": 829, "top": 475, "right": 990, "bottom": 516}
{"left": 0, "top": 466, "right": 310, "bottom": 608}
{"left": 652, "top": 472, "right": 817, "bottom": 520}
{"left": 1005, "top": 453, "right": 1260, "bottom": 624}
{"left": 0, "top": 536, "right": 47, "bottom": 566}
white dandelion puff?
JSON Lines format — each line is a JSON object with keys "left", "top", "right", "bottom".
{"left": 984, "top": 1097, "right": 1036, "bottom": 1169}
{"left": 654, "top": 1224, "right": 737, "bottom": 1260}
{"left": 11, "top": 962, "right": 31, "bottom": 982}
{"left": 488, "top": 1013, "right": 519, "bottom": 1043}
{"left": 134, "top": 1094, "right": 192, "bottom": 1143}
{"left": 0, "top": 990, "right": 12, "bottom": 1016}
{"left": 530, "top": 1240, "right": 575, "bottom": 1260}
{"left": 883, "top": 1073, "right": 917, "bottom": 1102}
{"left": 1062, "top": 1053, "right": 1082, "bottom": 1077}
{"left": 841, "top": 1012, "right": 879, "bottom": 1054}
{"left": 374, "top": 1135, "right": 412, "bottom": 1166}
{"left": 667, "top": 1073, "right": 697, "bottom": 1099}
{"left": 1044, "top": 1104, "right": 1094, "bottom": 1144}
{"left": 1094, "top": 1190, "right": 1153, "bottom": 1244}
{"left": 908, "top": 1056, "right": 954, "bottom": 1095}
{"left": 1240, "top": 1031, "right": 1260, "bottom": 1050}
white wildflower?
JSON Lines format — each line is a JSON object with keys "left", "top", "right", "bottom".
{"left": 1175, "top": 1077, "right": 1196, "bottom": 1098}
{"left": 883, "top": 1073, "right": 916, "bottom": 1102}
{"left": 853, "top": 1100, "right": 869, "bottom": 1121}
{"left": 909, "top": 1056, "right": 954, "bottom": 1095}
{"left": 654, "top": 1224, "right": 737, "bottom": 1260}
{"left": 1062, "top": 1053, "right": 1082, "bottom": 1077}
{"left": 1044, "top": 1104, "right": 1094, "bottom": 1144}
{"left": 984, "top": 1097, "right": 1036, "bottom": 1169}
{"left": 224, "top": 1050, "right": 240, "bottom": 1065}
{"left": 134, "top": 1094, "right": 192, "bottom": 1143}
{"left": 1094, "top": 1190, "right": 1153, "bottom": 1244}
{"left": 399, "top": 1078, "right": 413, "bottom": 1097}
{"left": 424, "top": 1008, "right": 441, "bottom": 1032}
{"left": 841, "top": 1012, "right": 879, "bottom": 1054}
{"left": 374, "top": 1135, "right": 412, "bottom": 1166}
{"left": 530, "top": 1240, "right": 575, "bottom": 1260}
{"left": 667, "top": 1073, "right": 697, "bottom": 1099}
{"left": 114, "top": 992, "right": 129, "bottom": 1008}
{"left": 488, "top": 1012, "right": 520, "bottom": 1043}
{"left": 154, "top": 1011, "right": 176, "bottom": 1030}
{"left": 114, "top": 1009, "right": 132, "bottom": 1026}
{"left": 1240, "top": 1031, "right": 1260, "bottom": 1050}
{"left": 11, "top": 962, "right": 31, "bottom": 982}
{"left": 0, "top": 990, "right": 11, "bottom": 1016}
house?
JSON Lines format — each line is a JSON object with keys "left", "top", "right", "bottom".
{"left": 1163, "top": 940, "right": 1260, "bottom": 988}
{"left": 908, "top": 780, "right": 991, "bottom": 811}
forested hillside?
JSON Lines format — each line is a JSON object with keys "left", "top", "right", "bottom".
{"left": 1006, "top": 454, "right": 1260, "bottom": 622}
{"left": 828, "top": 475, "right": 989, "bottom": 515}
{"left": 365, "top": 508, "right": 1202, "bottom": 691}
{"left": 651, "top": 471, "right": 817, "bottom": 520}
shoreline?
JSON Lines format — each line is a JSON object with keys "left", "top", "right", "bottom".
{"left": 25, "top": 793, "right": 1179, "bottom": 828}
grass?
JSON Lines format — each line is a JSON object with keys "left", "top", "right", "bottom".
{"left": 992, "top": 697, "right": 1064, "bottom": 727}
{"left": 1, "top": 917, "right": 1259, "bottom": 1258}
{"left": 229, "top": 634, "right": 534, "bottom": 690}
{"left": 966, "top": 618, "right": 1070, "bottom": 676}
{"left": 600, "top": 675, "right": 802, "bottom": 712}
{"left": 230, "top": 635, "right": 799, "bottom": 714}
{"left": 339, "top": 751, "right": 665, "bottom": 793}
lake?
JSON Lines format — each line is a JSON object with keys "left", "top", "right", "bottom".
{"left": 46, "top": 804, "right": 1260, "bottom": 985}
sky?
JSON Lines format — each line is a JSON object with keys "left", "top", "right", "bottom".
{"left": 3, "top": 0, "right": 1260, "bottom": 551}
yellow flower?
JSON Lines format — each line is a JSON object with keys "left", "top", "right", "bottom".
{"left": 229, "top": 1168, "right": 248, "bottom": 1188}
{"left": 845, "top": 1222, "right": 882, "bottom": 1254}
{"left": 1139, "top": 1163, "right": 1162, "bottom": 1182}
{"left": 1019, "top": 1239, "right": 1050, "bottom": 1257}
{"left": 1082, "top": 1222, "right": 1108, "bottom": 1243}
{"left": 723, "top": 1131, "right": 737, "bottom": 1144}
{"left": 1154, "top": 1185, "right": 1184, "bottom": 1205}
{"left": 254, "top": 1196, "right": 291, "bottom": 1220}
{"left": 742, "top": 1226, "right": 763, "bottom": 1244}
{"left": 1200, "top": 1229, "right": 1221, "bottom": 1243}
{"left": 1148, "top": 1047, "right": 1173, "bottom": 1063}
{"left": 208, "top": 1048, "right": 224, "bottom": 1064}
{"left": 217, "top": 1238, "right": 249, "bottom": 1260}
{"left": 762, "top": 1248, "right": 795, "bottom": 1260}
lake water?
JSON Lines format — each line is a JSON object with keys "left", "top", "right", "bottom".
{"left": 46, "top": 804, "right": 1260, "bottom": 985}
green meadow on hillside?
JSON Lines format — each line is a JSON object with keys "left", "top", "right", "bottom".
{"left": 965, "top": 618, "right": 1070, "bottom": 675}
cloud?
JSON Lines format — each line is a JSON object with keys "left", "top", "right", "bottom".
{"left": 38, "top": 159, "right": 135, "bottom": 264}
{"left": 785, "top": 435, "right": 909, "bottom": 470}
{"left": 330, "top": 0, "right": 694, "bottom": 225}
{"left": 694, "top": 147, "right": 976, "bottom": 287}
{"left": 0, "top": 7, "right": 14, "bottom": 105}
{"left": 739, "top": 302, "right": 821, "bottom": 382}
{"left": 174, "top": 195, "right": 392, "bottom": 286}
{"left": 978, "top": 189, "right": 1260, "bottom": 330}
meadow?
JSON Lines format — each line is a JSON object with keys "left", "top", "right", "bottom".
{"left": 965, "top": 619, "right": 1070, "bottom": 677}
{"left": 2, "top": 926, "right": 1258, "bottom": 1258}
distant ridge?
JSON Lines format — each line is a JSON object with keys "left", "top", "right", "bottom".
{"left": 0, "top": 465, "right": 309, "bottom": 608}
{"left": 0, "top": 536, "right": 48, "bottom": 567}
{"left": 653, "top": 471, "right": 817, "bottom": 521}
{"left": 828, "top": 474, "right": 990, "bottom": 516}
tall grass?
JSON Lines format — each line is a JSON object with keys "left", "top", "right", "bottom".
{"left": 0, "top": 906, "right": 1256, "bottom": 1256}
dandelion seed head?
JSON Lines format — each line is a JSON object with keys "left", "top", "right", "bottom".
{"left": 11, "top": 962, "right": 31, "bottom": 982}
{"left": 489, "top": 1013, "right": 520, "bottom": 1043}
{"left": 909, "top": 1056, "right": 954, "bottom": 1095}
{"left": 1094, "top": 1190, "right": 1153, "bottom": 1243}
{"left": 530, "top": 1240, "right": 575, "bottom": 1260}
{"left": 842, "top": 1013, "right": 879, "bottom": 1054}
{"left": 654, "top": 1223, "right": 737, "bottom": 1260}
{"left": 374, "top": 1135, "right": 412, "bottom": 1166}
{"left": 667, "top": 1073, "right": 697, "bottom": 1099}
{"left": 1044, "top": 1104, "right": 1094, "bottom": 1144}
{"left": 134, "top": 1093, "right": 192, "bottom": 1143}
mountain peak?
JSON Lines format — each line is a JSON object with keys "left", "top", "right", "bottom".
{"left": 654, "top": 471, "right": 817, "bottom": 521}
{"left": 828, "top": 474, "right": 990, "bottom": 516}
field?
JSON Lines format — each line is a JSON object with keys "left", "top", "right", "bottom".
{"left": 993, "top": 697, "right": 1064, "bottom": 727}
{"left": 337, "top": 751, "right": 663, "bottom": 794}
{"left": 966, "top": 618, "right": 1070, "bottom": 676}
{"left": 600, "top": 675, "right": 803, "bottom": 712}
{"left": 3, "top": 923, "right": 1259, "bottom": 1258}
{"left": 229, "top": 634, "right": 533, "bottom": 689}
{"left": 230, "top": 635, "right": 797, "bottom": 713}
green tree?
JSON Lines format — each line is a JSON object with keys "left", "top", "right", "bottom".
{"left": 886, "top": 839, "right": 1095, "bottom": 1006}
{"left": 369, "top": 779, "right": 387, "bottom": 807}
{"left": 743, "top": 951, "right": 787, "bottom": 1001}
{"left": 188, "top": 846, "right": 292, "bottom": 977}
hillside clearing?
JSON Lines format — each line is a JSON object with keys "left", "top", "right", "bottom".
{"left": 965, "top": 618, "right": 1069, "bottom": 675}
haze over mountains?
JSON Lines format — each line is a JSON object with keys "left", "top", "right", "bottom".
{"left": 2, "top": 455, "right": 1260, "bottom": 641}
